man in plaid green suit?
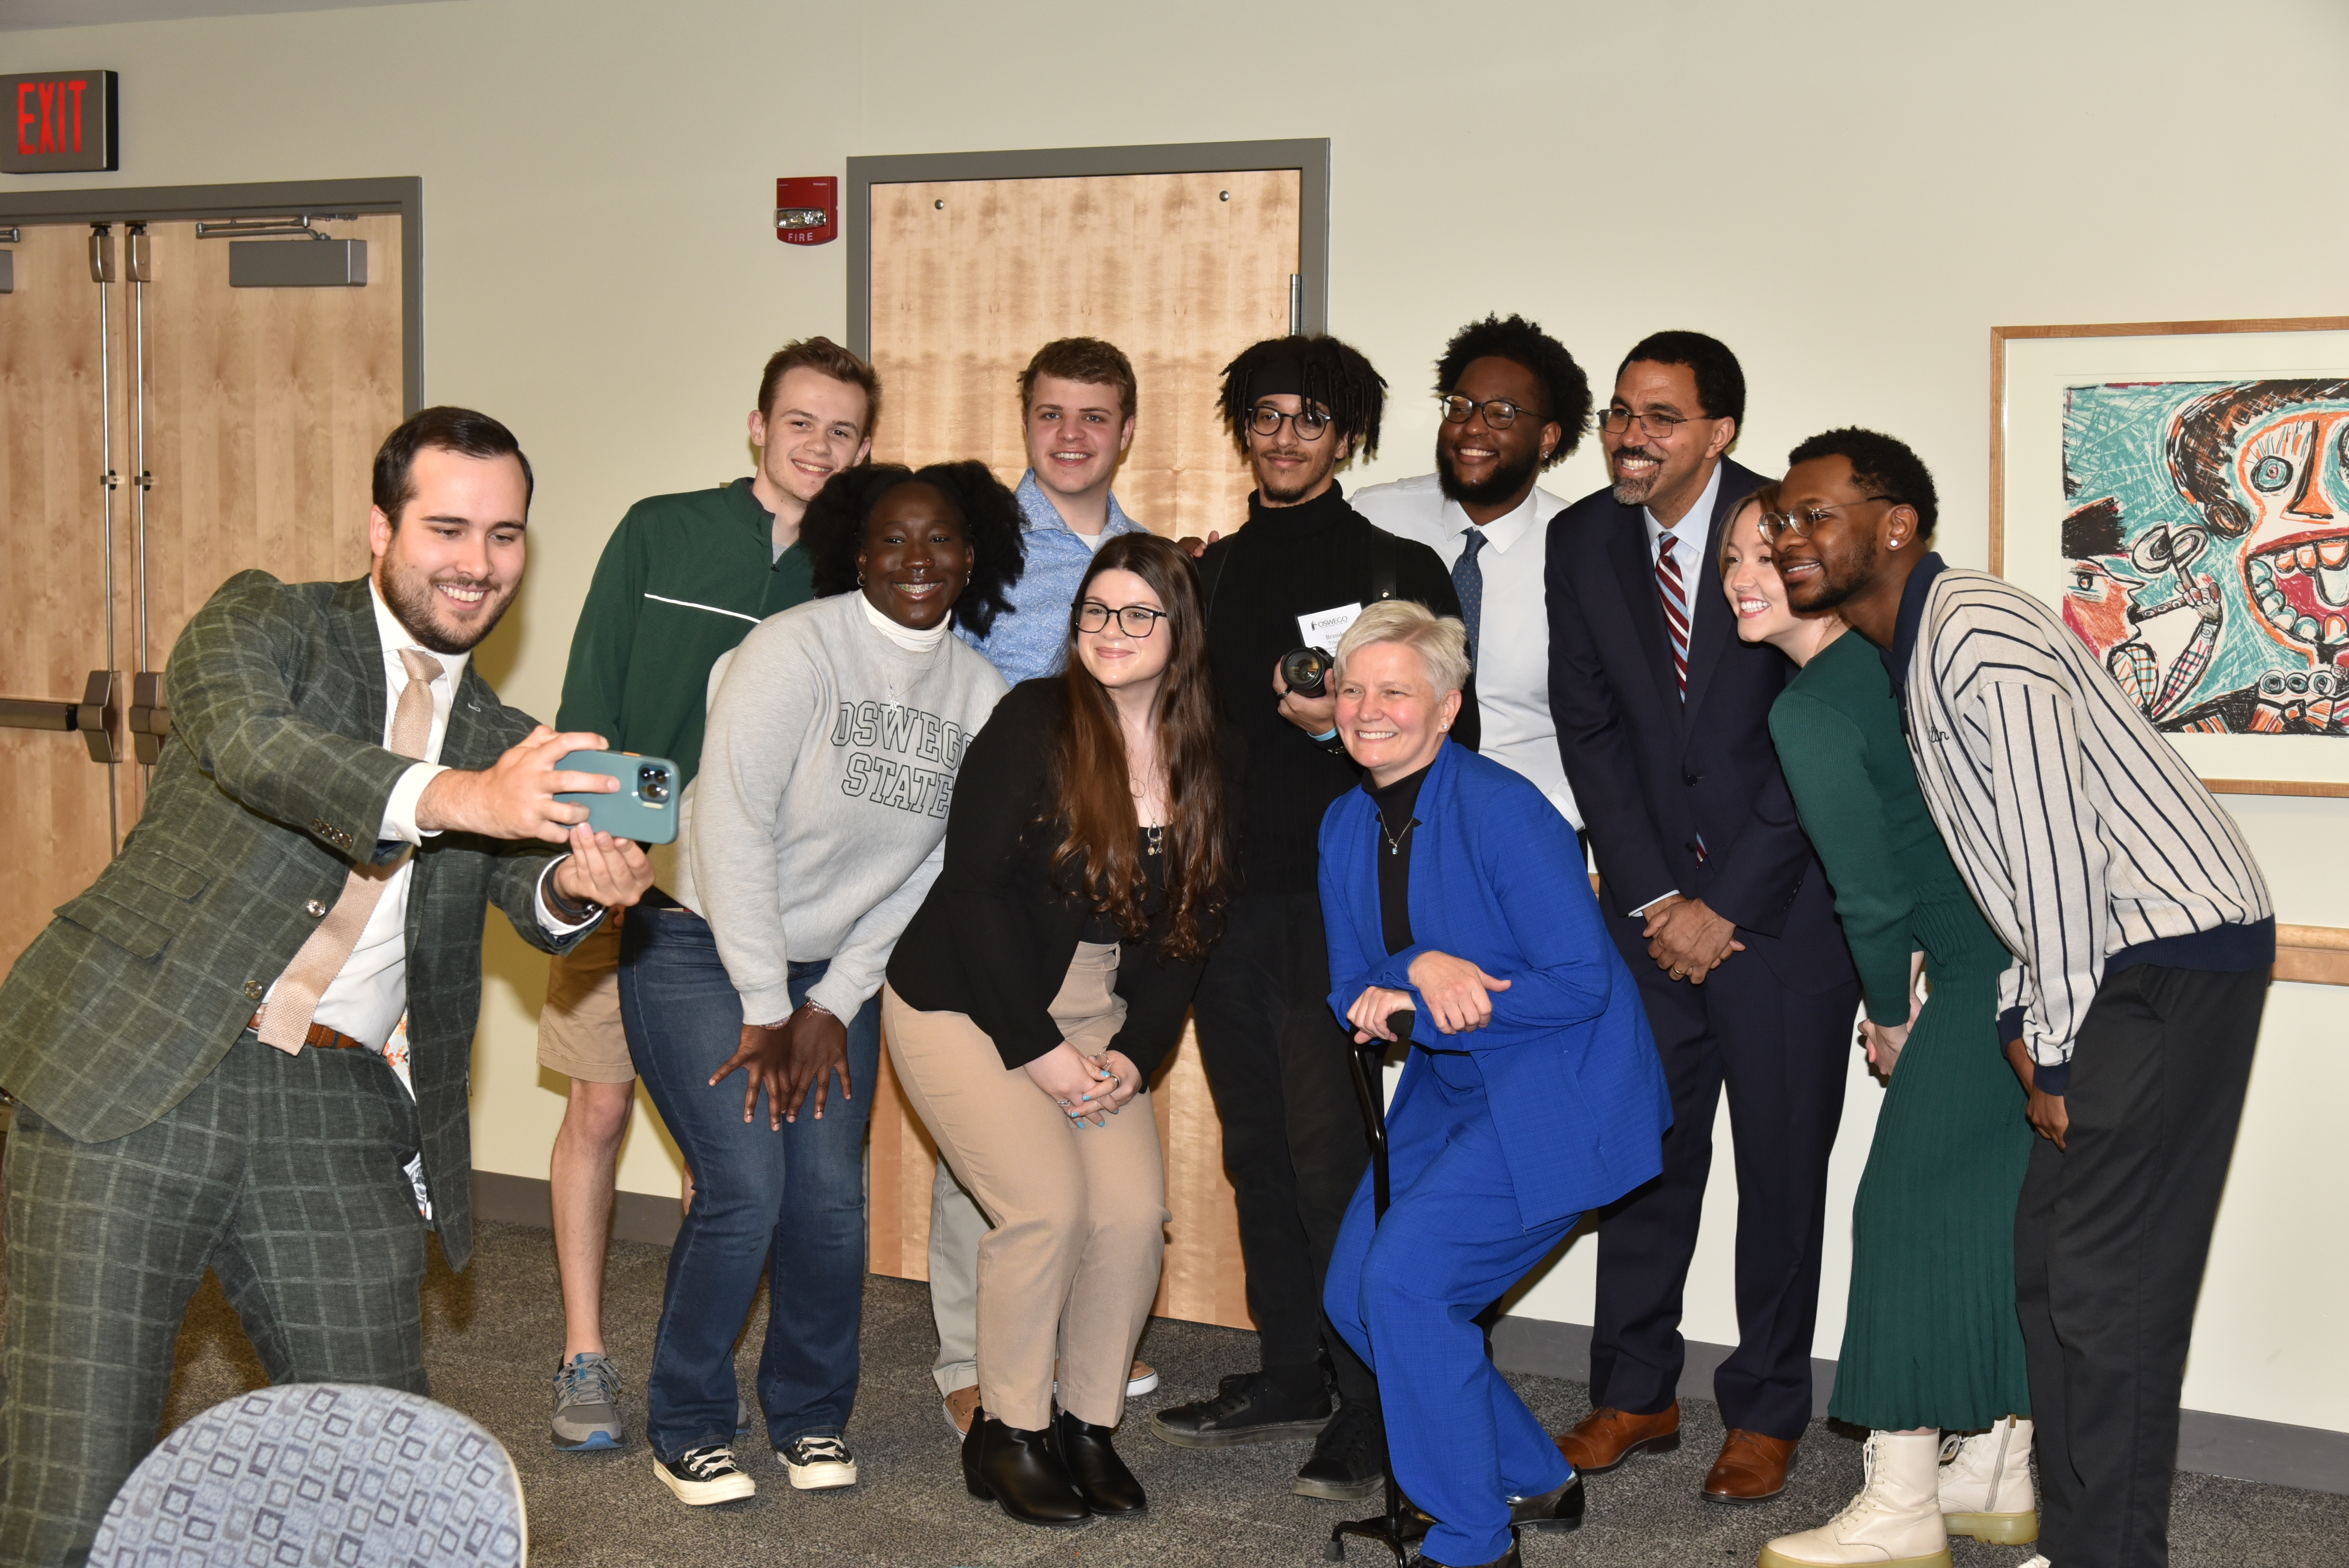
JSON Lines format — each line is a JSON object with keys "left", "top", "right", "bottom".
{"left": 0, "top": 408, "right": 653, "bottom": 1566}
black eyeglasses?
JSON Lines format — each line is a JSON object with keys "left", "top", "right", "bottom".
{"left": 1438, "top": 394, "right": 1546, "bottom": 429}
{"left": 1758, "top": 497, "right": 1896, "bottom": 544}
{"left": 1247, "top": 404, "right": 1331, "bottom": 440}
{"left": 1075, "top": 600, "right": 1169, "bottom": 637}
{"left": 1597, "top": 406, "right": 1707, "bottom": 439}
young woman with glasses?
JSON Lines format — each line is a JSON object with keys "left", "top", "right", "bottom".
{"left": 883, "top": 532, "right": 1240, "bottom": 1527}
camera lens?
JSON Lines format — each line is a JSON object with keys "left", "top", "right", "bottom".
{"left": 1280, "top": 646, "right": 1331, "bottom": 699}
{"left": 638, "top": 764, "right": 672, "bottom": 804}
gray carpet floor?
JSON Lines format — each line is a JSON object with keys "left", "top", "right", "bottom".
{"left": 125, "top": 1222, "right": 2347, "bottom": 1566}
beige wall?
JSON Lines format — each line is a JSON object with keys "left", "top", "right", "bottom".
{"left": 9, "top": 0, "right": 2343, "bottom": 1433}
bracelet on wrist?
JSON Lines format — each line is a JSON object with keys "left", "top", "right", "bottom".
{"left": 802, "top": 999, "right": 834, "bottom": 1019}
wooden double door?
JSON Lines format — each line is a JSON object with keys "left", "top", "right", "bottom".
{"left": 863, "top": 166, "right": 1303, "bottom": 1331}
{"left": 0, "top": 213, "right": 403, "bottom": 974}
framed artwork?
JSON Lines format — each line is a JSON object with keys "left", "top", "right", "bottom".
{"left": 1993, "top": 316, "right": 2349, "bottom": 797}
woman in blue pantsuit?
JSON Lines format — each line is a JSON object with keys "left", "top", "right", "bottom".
{"left": 1318, "top": 601, "right": 1672, "bottom": 1568}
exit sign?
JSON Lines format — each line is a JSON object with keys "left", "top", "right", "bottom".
{"left": 4, "top": 71, "right": 118, "bottom": 175}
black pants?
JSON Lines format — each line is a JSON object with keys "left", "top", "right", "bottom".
{"left": 2016, "top": 964, "right": 2267, "bottom": 1568}
{"left": 1191, "top": 892, "right": 1376, "bottom": 1406}
{"left": 1586, "top": 926, "right": 1857, "bottom": 1440}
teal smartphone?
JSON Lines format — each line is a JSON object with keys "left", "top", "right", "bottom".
{"left": 555, "top": 750, "right": 680, "bottom": 845}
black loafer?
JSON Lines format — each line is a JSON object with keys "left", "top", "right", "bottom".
{"left": 1054, "top": 1408, "right": 1146, "bottom": 1516}
{"left": 1510, "top": 1474, "right": 1584, "bottom": 1532}
{"left": 962, "top": 1408, "right": 1089, "bottom": 1527}
{"left": 1151, "top": 1370, "right": 1331, "bottom": 1448}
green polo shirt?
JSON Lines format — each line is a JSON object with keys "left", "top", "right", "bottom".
{"left": 554, "top": 477, "right": 816, "bottom": 789}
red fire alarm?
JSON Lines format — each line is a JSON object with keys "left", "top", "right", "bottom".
{"left": 776, "top": 177, "right": 837, "bottom": 246}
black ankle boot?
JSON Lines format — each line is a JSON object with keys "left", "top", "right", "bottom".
{"left": 1053, "top": 1408, "right": 1146, "bottom": 1516}
{"left": 961, "top": 1407, "right": 1089, "bottom": 1527}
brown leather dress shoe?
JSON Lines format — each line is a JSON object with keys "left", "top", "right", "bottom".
{"left": 1702, "top": 1428, "right": 1798, "bottom": 1504}
{"left": 1552, "top": 1402, "right": 1682, "bottom": 1474}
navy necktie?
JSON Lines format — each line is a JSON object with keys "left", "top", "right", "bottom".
{"left": 1454, "top": 527, "right": 1486, "bottom": 666}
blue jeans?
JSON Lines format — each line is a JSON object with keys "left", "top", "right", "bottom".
{"left": 619, "top": 897, "right": 881, "bottom": 1462}
{"left": 1325, "top": 1049, "right": 1577, "bottom": 1568}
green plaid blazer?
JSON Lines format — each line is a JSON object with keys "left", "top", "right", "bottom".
{"left": 0, "top": 573, "right": 585, "bottom": 1270}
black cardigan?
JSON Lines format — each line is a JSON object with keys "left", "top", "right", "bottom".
{"left": 886, "top": 679, "right": 1246, "bottom": 1078}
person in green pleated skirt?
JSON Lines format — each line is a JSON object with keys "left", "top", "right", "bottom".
{"left": 1716, "top": 488, "right": 2038, "bottom": 1568}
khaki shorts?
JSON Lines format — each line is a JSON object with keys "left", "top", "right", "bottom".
{"left": 536, "top": 914, "right": 633, "bottom": 1083}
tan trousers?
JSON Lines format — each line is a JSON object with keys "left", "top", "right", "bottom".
{"left": 883, "top": 944, "right": 1167, "bottom": 1431}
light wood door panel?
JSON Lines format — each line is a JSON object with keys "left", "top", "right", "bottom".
{"left": 0, "top": 215, "right": 404, "bottom": 974}
{"left": 0, "top": 224, "right": 122, "bottom": 973}
{"left": 869, "top": 168, "right": 1297, "bottom": 539}
{"left": 866, "top": 167, "right": 1297, "bottom": 1331}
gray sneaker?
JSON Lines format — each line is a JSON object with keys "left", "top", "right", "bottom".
{"left": 552, "top": 1352, "right": 626, "bottom": 1450}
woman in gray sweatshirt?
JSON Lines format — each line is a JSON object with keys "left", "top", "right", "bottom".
{"left": 618, "top": 463, "right": 1019, "bottom": 1509}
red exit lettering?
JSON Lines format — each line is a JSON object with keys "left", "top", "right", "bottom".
{"left": 15, "top": 76, "right": 90, "bottom": 156}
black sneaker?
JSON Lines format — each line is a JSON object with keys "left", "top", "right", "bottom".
{"left": 778, "top": 1433, "right": 859, "bottom": 1490}
{"left": 1293, "top": 1398, "right": 1386, "bottom": 1499}
{"left": 1151, "top": 1370, "right": 1332, "bottom": 1449}
{"left": 653, "top": 1443, "right": 755, "bottom": 1506}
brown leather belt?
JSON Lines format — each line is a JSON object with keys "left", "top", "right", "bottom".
{"left": 246, "top": 1013, "right": 370, "bottom": 1052}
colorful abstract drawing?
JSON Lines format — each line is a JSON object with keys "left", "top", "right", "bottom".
{"left": 2059, "top": 378, "right": 2349, "bottom": 736}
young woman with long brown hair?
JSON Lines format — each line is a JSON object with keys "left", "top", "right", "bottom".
{"left": 883, "top": 532, "right": 1240, "bottom": 1528}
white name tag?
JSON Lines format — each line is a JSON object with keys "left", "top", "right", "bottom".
{"left": 1297, "top": 602, "right": 1364, "bottom": 652}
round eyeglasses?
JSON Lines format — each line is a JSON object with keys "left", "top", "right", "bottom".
{"left": 1075, "top": 601, "right": 1169, "bottom": 637}
{"left": 1437, "top": 394, "right": 1545, "bottom": 429}
{"left": 1247, "top": 404, "right": 1330, "bottom": 440}
{"left": 1757, "top": 497, "right": 1895, "bottom": 544}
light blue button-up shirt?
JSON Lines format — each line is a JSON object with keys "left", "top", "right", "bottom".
{"left": 958, "top": 469, "right": 1148, "bottom": 686}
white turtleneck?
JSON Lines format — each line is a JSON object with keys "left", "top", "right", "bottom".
{"left": 862, "top": 593, "right": 952, "bottom": 653}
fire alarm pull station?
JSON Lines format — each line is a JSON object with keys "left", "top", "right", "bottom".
{"left": 776, "top": 177, "right": 837, "bottom": 246}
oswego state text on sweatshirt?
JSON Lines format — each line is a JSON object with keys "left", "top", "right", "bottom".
{"left": 678, "top": 592, "right": 1009, "bottom": 1026}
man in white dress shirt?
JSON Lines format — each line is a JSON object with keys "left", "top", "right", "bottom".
{"left": 0, "top": 408, "right": 655, "bottom": 1566}
{"left": 1355, "top": 315, "right": 1591, "bottom": 828}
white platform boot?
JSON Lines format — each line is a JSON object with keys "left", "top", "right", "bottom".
{"left": 1938, "top": 1416, "right": 2040, "bottom": 1545}
{"left": 1759, "top": 1431, "right": 1951, "bottom": 1568}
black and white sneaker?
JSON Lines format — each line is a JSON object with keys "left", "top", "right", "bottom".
{"left": 654, "top": 1444, "right": 756, "bottom": 1506}
{"left": 779, "top": 1434, "right": 859, "bottom": 1490}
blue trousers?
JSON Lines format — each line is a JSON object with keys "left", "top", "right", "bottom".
{"left": 620, "top": 898, "right": 882, "bottom": 1462}
{"left": 1325, "top": 1049, "right": 1578, "bottom": 1567}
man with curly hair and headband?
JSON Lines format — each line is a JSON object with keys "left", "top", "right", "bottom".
{"left": 620, "top": 462, "right": 1020, "bottom": 1507}
{"left": 1356, "top": 314, "right": 1593, "bottom": 830}
{"left": 1151, "top": 334, "right": 1473, "bottom": 1506}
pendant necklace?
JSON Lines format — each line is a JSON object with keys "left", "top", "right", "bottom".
{"left": 1144, "top": 823, "right": 1165, "bottom": 857}
{"left": 1379, "top": 814, "right": 1415, "bottom": 857}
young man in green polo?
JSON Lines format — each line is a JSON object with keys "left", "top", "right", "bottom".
{"left": 540, "top": 337, "right": 880, "bottom": 1450}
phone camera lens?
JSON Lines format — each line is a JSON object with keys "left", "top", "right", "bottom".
{"left": 638, "top": 764, "right": 672, "bottom": 804}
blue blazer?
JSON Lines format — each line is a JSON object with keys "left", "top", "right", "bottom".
{"left": 1319, "top": 741, "right": 1672, "bottom": 1228}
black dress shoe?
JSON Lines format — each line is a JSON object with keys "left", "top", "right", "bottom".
{"left": 1405, "top": 1543, "right": 1520, "bottom": 1568}
{"left": 1150, "top": 1370, "right": 1331, "bottom": 1448}
{"left": 1053, "top": 1408, "right": 1146, "bottom": 1516}
{"left": 1293, "top": 1398, "right": 1385, "bottom": 1500}
{"left": 1510, "top": 1474, "right": 1584, "bottom": 1532}
{"left": 1403, "top": 1474, "right": 1583, "bottom": 1542}
{"left": 961, "top": 1408, "right": 1089, "bottom": 1527}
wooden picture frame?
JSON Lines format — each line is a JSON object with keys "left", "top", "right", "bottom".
{"left": 1991, "top": 316, "right": 2349, "bottom": 798}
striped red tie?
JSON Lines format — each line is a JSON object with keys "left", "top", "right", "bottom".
{"left": 1656, "top": 531, "right": 1689, "bottom": 698}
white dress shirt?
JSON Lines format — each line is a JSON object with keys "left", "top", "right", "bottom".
{"left": 1350, "top": 473, "right": 1580, "bottom": 827}
{"left": 1640, "top": 460, "right": 1723, "bottom": 603}
{"left": 264, "top": 582, "right": 586, "bottom": 1049}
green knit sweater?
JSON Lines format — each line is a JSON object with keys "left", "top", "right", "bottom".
{"left": 554, "top": 477, "right": 815, "bottom": 789}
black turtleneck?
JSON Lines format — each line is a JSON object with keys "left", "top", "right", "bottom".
{"left": 1366, "top": 760, "right": 1431, "bottom": 955}
{"left": 1197, "top": 481, "right": 1476, "bottom": 898}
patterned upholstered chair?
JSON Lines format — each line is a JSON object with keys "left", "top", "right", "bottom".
{"left": 91, "top": 1383, "right": 526, "bottom": 1566}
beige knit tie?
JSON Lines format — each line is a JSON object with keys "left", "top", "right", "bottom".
{"left": 257, "top": 648, "right": 443, "bottom": 1054}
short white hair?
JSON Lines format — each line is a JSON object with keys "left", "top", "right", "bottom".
{"left": 1333, "top": 599, "right": 1470, "bottom": 696}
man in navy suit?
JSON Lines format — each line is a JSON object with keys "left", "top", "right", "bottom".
{"left": 1543, "top": 333, "right": 1859, "bottom": 1504}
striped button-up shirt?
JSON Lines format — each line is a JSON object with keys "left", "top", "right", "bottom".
{"left": 1900, "top": 561, "right": 2272, "bottom": 1083}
